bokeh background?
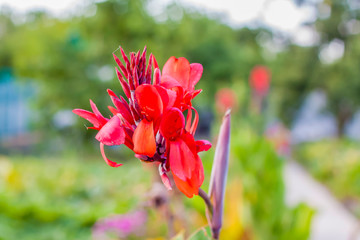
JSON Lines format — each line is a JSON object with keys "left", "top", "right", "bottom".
{"left": 0, "top": 0, "right": 360, "bottom": 239}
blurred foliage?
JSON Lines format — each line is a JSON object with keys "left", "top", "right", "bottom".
{"left": 0, "top": 154, "right": 153, "bottom": 240}
{"left": 1, "top": 0, "right": 359, "bottom": 143}
{"left": 271, "top": 0, "right": 360, "bottom": 134}
{"left": 0, "top": 120, "right": 313, "bottom": 239}
{"left": 0, "top": 0, "right": 265, "bottom": 147}
{"left": 224, "top": 122, "right": 313, "bottom": 240}
{"left": 294, "top": 139, "right": 360, "bottom": 217}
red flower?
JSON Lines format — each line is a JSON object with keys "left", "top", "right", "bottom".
{"left": 249, "top": 65, "right": 271, "bottom": 96}
{"left": 73, "top": 47, "right": 211, "bottom": 197}
{"left": 161, "top": 56, "right": 203, "bottom": 108}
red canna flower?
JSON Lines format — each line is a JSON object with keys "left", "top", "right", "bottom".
{"left": 161, "top": 56, "right": 203, "bottom": 108}
{"left": 73, "top": 46, "right": 211, "bottom": 197}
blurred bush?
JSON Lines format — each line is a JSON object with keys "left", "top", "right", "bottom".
{"left": 0, "top": 120, "right": 314, "bottom": 239}
{"left": 294, "top": 139, "right": 360, "bottom": 217}
{"left": 223, "top": 123, "right": 313, "bottom": 239}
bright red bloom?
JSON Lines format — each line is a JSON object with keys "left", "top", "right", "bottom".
{"left": 73, "top": 47, "right": 211, "bottom": 197}
{"left": 249, "top": 65, "right": 271, "bottom": 96}
{"left": 161, "top": 56, "right": 203, "bottom": 108}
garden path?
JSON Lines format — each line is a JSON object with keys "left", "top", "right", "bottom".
{"left": 284, "top": 160, "right": 360, "bottom": 240}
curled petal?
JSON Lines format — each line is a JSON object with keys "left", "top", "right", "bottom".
{"left": 196, "top": 140, "right": 212, "bottom": 152}
{"left": 100, "top": 143, "right": 123, "bottom": 167}
{"left": 95, "top": 115, "right": 125, "bottom": 146}
{"left": 190, "top": 106, "right": 199, "bottom": 136}
{"left": 133, "top": 119, "right": 156, "bottom": 157}
{"left": 160, "top": 108, "right": 184, "bottom": 140}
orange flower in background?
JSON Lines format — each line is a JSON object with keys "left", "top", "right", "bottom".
{"left": 73, "top": 47, "right": 211, "bottom": 197}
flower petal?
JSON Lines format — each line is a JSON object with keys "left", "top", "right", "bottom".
{"left": 169, "top": 139, "right": 195, "bottom": 181}
{"left": 162, "top": 57, "right": 190, "bottom": 90}
{"left": 133, "top": 119, "right": 156, "bottom": 157}
{"left": 95, "top": 115, "right": 125, "bottom": 146}
{"left": 90, "top": 100, "right": 108, "bottom": 126}
{"left": 159, "top": 164, "right": 172, "bottom": 190}
{"left": 189, "top": 63, "right": 203, "bottom": 91}
{"left": 72, "top": 109, "right": 102, "bottom": 129}
{"left": 135, "top": 84, "right": 163, "bottom": 120}
{"left": 107, "top": 89, "right": 134, "bottom": 125}
{"left": 172, "top": 172, "right": 198, "bottom": 198}
{"left": 154, "top": 85, "right": 177, "bottom": 112}
{"left": 100, "top": 143, "right": 123, "bottom": 167}
{"left": 196, "top": 140, "right": 212, "bottom": 152}
{"left": 160, "top": 108, "right": 184, "bottom": 140}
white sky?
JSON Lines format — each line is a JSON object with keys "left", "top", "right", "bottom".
{"left": 0, "top": 0, "right": 320, "bottom": 46}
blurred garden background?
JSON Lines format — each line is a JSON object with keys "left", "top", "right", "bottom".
{"left": 0, "top": 0, "right": 360, "bottom": 239}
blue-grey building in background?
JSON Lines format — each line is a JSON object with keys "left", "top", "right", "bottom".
{"left": 0, "top": 68, "right": 34, "bottom": 141}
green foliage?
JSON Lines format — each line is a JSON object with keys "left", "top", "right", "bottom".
{"left": 188, "top": 226, "right": 212, "bottom": 240}
{"left": 271, "top": 0, "right": 360, "bottom": 133}
{"left": 0, "top": 155, "right": 153, "bottom": 240}
{"left": 0, "top": 0, "right": 266, "bottom": 148}
{"left": 171, "top": 227, "right": 212, "bottom": 240}
{"left": 294, "top": 139, "right": 360, "bottom": 217}
{"left": 230, "top": 122, "right": 314, "bottom": 240}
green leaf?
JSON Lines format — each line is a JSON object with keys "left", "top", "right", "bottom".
{"left": 171, "top": 230, "right": 185, "bottom": 240}
{"left": 188, "top": 226, "right": 212, "bottom": 240}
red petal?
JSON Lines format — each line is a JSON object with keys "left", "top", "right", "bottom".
{"left": 108, "top": 106, "right": 119, "bottom": 115}
{"left": 135, "top": 84, "right": 163, "bottom": 120}
{"left": 100, "top": 143, "right": 123, "bottom": 167}
{"left": 196, "top": 140, "right": 212, "bottom": 152}
{"left": 159, "top": 164, "right": 172, "bottom": 190}
{"left": 72, "top": 109, "right": 101, "bottom": 129}
{"left": 189, "top": 63, "right": 203, "bottom": 91}
{"left": 154, "top": 85, "right": 176, "bottom": 111}
{"left": 132, "top": 119, "right": 156, "bottom": 157}
{"left": 194, "top": 155, "right": 204, "bottom": 188}
{"left": 95, "top": 115, "right": 125, "bottom": 146}
{"left": 190, "top": 106, "right": 199, "bottom": 135}
{"left": 160, "top": 75, "right": 182, "bottom": 89}
{"left": 90, "top": 100, "right": 108, "bottom": 126}
{"left": 115, "top": 67, "right": 131, "bottom": 98}
{"left": 172, "top": 172, "right": 198, "bottom": 198}
{"left": 153, "top": 68, "right": 161, "bottom": 85}
{"left": 107, "top": 89, "right": 134, "bottom": 125}
{"left": 160, "top": 108, "right": 184, "bottom": 140}
{"left": 185, "top": 108, "right": 192, "bottom": 132}
{"left": 162, "top": 57, "right": 190, "bottom": 90}
{"left": 180, "top": 132, "right": 197, "bottom": 154}
{"left": 169, "top": 139, "right": 196, "bottom": 181}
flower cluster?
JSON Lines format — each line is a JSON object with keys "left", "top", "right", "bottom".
{"left": 73, "top": 47, "right": 211, "bottom": 198}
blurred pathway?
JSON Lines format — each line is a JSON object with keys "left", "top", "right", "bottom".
{"left": 284, "top": 160, "right": 360, "bottom": 240}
